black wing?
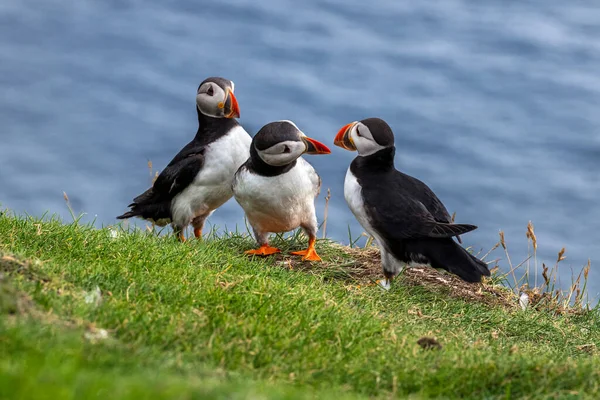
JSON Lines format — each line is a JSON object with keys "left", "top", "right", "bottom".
{"left": 152, "top": 155, "right": 204, "bottom": 199}
{"left": 164, "top": 140, "right": 206, "bottom": 169}
{"left": 395, "top": 170, "right": 452, "bottom": 223}
{"left": 364, "top": 190, "right": 476, "bottom": 243}
{"left": 394, "top": 170, "right": 468, "bottom": 243}
{"left": 117, "top": 142, "right": 205, "bottom": 220}
{"left": 146, "top": 141, "right": 205, "bottom": 200}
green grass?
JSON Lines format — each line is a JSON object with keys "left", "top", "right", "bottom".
{"left": 1, "top": 213, "right": 599, "bottom": 399}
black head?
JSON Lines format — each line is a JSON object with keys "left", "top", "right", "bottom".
{"left": 334, "top": 117, "right": 395, "bottom": 156}
{"left": 196, "top": 76, "right": 240, "bottom": 119}
{"left": 252, "top": 120, "right": 331, "bottom": 167}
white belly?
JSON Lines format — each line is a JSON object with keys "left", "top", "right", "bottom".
{"left": 344, "top": 168, "right": 381, "bottom": 243}
{"left": 233, "top": 158, "right": 319, "bottom": 234}
{"left": 344, "top": 167, "right": 405, "bottom": 274}
{"left": 171, "top": 126, "right": 251, "bottom": 226}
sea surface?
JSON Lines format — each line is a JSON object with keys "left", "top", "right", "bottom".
{"left": 1, "top": 1, "right": 598, "bottom": 299}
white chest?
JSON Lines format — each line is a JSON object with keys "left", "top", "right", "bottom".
{"left": 171, "top": 126, "right": 251, "bottom": 224}
{"left": 234, "top": 158, "right": 318, "bottom": 233}
{"left": 344, "top": 168, "right": 403, "bottom": 276}
{"left": 344, "top": 168, "right": 406, "bottom": 274}
{"left": 344, "top": 168, "right": 380, "bottom": 242}
{"left": 195, "top": 126, "right": 252, "bottom": 187}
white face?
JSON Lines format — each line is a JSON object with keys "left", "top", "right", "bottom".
{"left": 348, "top": 122, "right": 386, "bottom": 156}
{"left": 196, "top": 81, "right": 230, "bottom": 118}
{"left": 256, "top": 140, "right": 306, "bottom": 166}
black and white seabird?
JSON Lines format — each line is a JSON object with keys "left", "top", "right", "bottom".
{"left": 117, "top": 77, "right": 251, "bottom": 241}
{"left": 334, "top": 117, "right": 490, "bottom": 288}
{"left": 233, "top": 120, "right": 331, "bottom": 261}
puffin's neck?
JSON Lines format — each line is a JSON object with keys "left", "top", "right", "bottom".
{"left": 352, "top": 146, "right": 396, "bottom": 173}
{"left": 194, "top": 108, "right": 239, "bottom": 146}
{"left": 246, "top": 144, "right": 297, "bottom": 177}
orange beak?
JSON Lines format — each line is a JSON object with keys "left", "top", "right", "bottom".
{"left": 302, "top": 136, "right": 331, "bottom": 155}
{"left": 224, "top": 90, "right": 240, "bottom": 118}
{"left": 334, "top": 122, "right": 357, "bottom": 151}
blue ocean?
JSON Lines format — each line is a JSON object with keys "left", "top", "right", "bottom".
{"left": 1, "top": 1, "right": 598, "bottom": 298}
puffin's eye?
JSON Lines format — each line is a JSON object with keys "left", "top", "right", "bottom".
{"left": 207, "top": 86, "right": 214, "bottom": 96}
{"left": 356, "top": 126, "right": 362, "bottom": 137}
{"left": 283, "top": 145, "right": 291, "bottom": 154}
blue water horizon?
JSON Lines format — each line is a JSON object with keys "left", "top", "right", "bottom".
{"left": 1, "top": 1, "right": 598, "bottom": 300}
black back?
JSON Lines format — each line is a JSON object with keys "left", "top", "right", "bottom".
{"left": 350, "top": 147, "right": 475, "bottom": 244}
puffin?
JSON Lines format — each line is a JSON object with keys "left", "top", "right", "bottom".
{"left": 334, "top": 117, "right": 490, "bottom": 288}
{"left": 232, "top": 120, "right": 331, "bottom": 261}
{"left": 117, "top": 77, "right": 252, "bottom": 241}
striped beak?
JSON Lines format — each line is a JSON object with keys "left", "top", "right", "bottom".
{"left": 302, "top": 136, "right": 331, "bottom": 155}
{"left": 334, "top": 122, "right": 357, "bottom": 151}
{"left": 224, "top": 90, "right": 240, "bottom": 118}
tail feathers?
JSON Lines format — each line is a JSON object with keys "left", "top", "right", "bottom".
{"left": 116, "top": 201, "right": 171, "bottom": 222}
{"left": 132, "top": 187, "right": 155, "bottom": 205}
{"left": 116, "top": 210, "right": 137, "bottom": 220}
{"left": 430, "top": 223, "right": 477, "bottom": 238}
{"left": 408, "top": 238, "right": 490, "bottom": 283}
{"left": 117, "top": 187, "right": 172, "bottom": 222}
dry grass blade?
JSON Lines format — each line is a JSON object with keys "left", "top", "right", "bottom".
{"left": 526, "top": 221, "right": 537, "bottom": 251}
{"left": 62, "top": 191, "right": 77, "bottom": 222}
{"left": 542, "top": 263, "right": 550, "bottom": 287}
{"left": 498, "top": 230, "right": 518, "bottom": 292}
{"left": 525, "top": 220, "right": 538, "bottom": 287}
{"left": 480, "top": 242, "right": 500, "bottom": 261}
{"left": 476, "top": 222, "right": 591, "bottom": 314}
{"left": 557, "top": 248, "right": 566, "bottom": 263}
{"left": 322, "top": 188, "right": 331, "bottom": 239}
{"left": 499, "top": 231, "right": 506, "bottom": 250}
{"left": 147, "top": 160, "right": 159, "bottom": 185}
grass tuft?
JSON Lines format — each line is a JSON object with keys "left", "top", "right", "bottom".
{"left": 486, "top": 223, "right": 593, "bottom": 314}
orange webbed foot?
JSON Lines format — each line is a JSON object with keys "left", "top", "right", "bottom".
{"left": 290, "top": 248, "right": 322, "bottom": 262}
{"left": 245, "top": 245, "right": 281, "bottom": 257}
{"left": 290, "top": 236, "right": 322, "bottom": 262}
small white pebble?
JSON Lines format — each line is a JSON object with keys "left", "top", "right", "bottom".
{"left": 84, "top": 328, "right": 109, "bottom": 342}
{"left": 108, "top": 228, "right": 119, "bottom": 239}
{"left": 84, "top": 286, "right": 102, "bottom": 306}
{"left": 519, "top": 292, "right": 529, "bottom": 310}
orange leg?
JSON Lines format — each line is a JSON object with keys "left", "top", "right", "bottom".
{"left": 192, "top": 215, "right": 206, "bottom": 241}
{"left": 290, "top": 236, "right": 322, "bottom": 262}
{"left": 245, "top": 244, "right": 281, "bottom": 257}
{"left": 177, "top": 231, "right": 186, "bottom": 242}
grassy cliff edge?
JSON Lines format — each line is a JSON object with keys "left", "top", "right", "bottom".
{"left": 1, "top": 213, "right": 599, "bottom": 399}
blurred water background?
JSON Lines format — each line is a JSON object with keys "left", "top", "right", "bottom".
{"left": 1, "top": 1, "right": 598, "bottom": 298}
